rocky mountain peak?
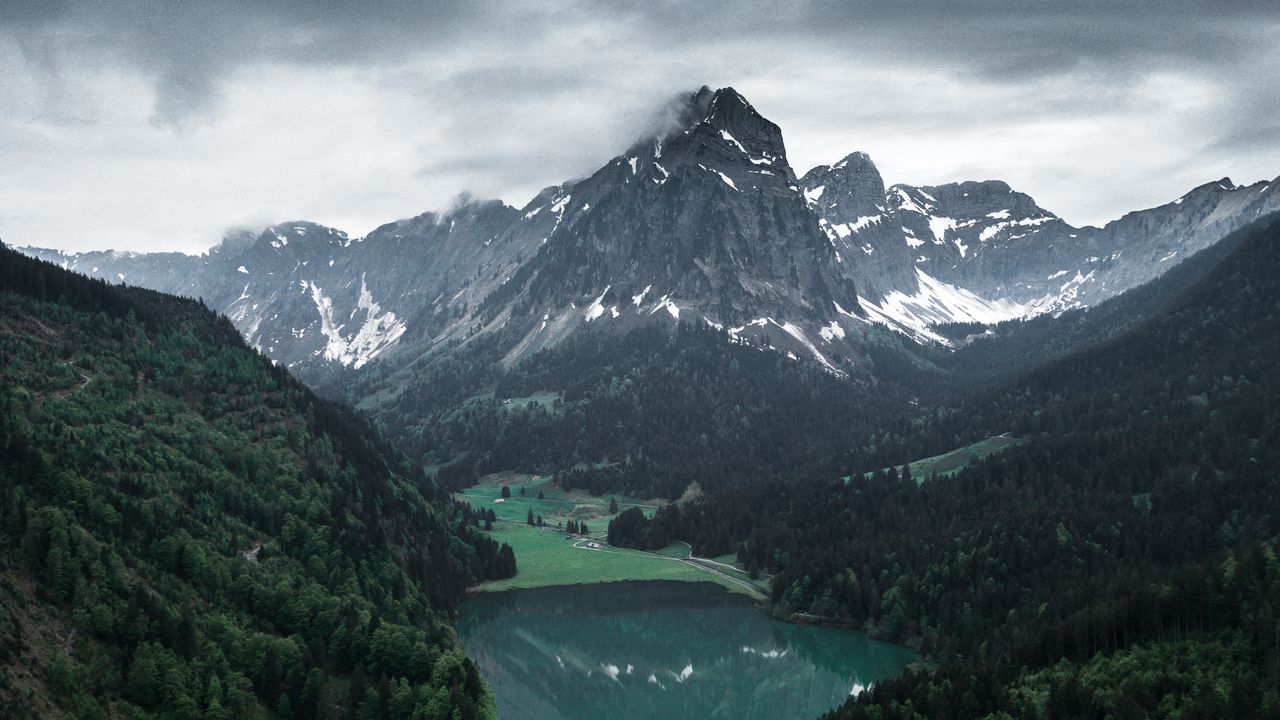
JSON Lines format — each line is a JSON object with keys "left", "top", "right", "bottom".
{"left": 628, "top": 86, "right": 790, "bottom": 176}
{"left": 698, "top": 86, "right": 787, "bottom": 161}
{"left": 802, "top": 151, "right": 887, "bottom": 219}
{"left": 242, "top": 222, "right": 350, "bottom": 259}
{"left": 20, "top": 85, "right": 1280, "bottom": 377}
{"left": 890, "top": 180, "right": 1056, "bottom": 222}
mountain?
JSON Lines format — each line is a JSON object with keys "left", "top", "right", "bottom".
{"left": 16, "top": 86, "right": 1280, "bottom": 374}
{"left": 469, "top": 86, "right": 862, "bottom": 370}
{"left": 614, "top": 213, "right": 1280, "bottom": 719}
{"left": 0, "top": 242, "right": 507, "bottom": 719}
{"left": 930, "top": 212, "right": 1277, "bottom": 394}
{"left": 803, "top": 154, "right": 1280, "bottom": 341}
{"left": 20, "top": 88, "right": 874, "bottom": 380}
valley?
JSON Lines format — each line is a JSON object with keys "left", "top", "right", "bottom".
{"left": 452, "top": 474, "right": 765, "bottom": 596}
{"left": 4, "top": 62, "right": 1280, "bottom": 720}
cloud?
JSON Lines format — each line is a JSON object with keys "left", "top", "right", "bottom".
{"left": 0, "top": 0, "right": 1277, "bottom": 251}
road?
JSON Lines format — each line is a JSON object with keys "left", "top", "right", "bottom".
{"left": 54, "top": 361, "right": 92, "bottom": 393}
{"left": 571, "top": 537, "right": 768, "bottom": 600}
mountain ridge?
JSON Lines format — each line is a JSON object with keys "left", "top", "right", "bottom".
{"left": 15, "top": 86, "right": 1280, "bottom": 377}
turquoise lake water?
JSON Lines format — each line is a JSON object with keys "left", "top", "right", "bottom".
{"left": 456, "top": 581, "right": 917, "bottom": 720}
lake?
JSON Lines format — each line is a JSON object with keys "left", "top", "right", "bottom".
{"left": 456, "top": 581, "right": 917, "bottom": 720}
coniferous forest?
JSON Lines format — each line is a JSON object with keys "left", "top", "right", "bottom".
{"left": 9, "top": 5, "right": 1280, "bottom": 717}
{"left": 608, "top": 217, "right": 1280, "bottom": 717}
{"left": 0, "top": 245, "right": 511, "bottom": 719}
{"left": 7, "top": 207, "right": 1280, "bottom": 719}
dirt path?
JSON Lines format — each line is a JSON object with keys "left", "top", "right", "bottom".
{"left": 673, "top": 541, "right": 750, "bottom": 573}
{"left": 50, "top": 362, "right": 91, "bottom": 396}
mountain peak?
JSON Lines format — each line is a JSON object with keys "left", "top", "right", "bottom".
{"left": 802, "top": 151, "right": 887, "bottom": 219}
{"left": 700, "top": 86, "right": 785, "bottom": 159}
{"left": 634, "top": 86, "right": 787, "bottom": 166}
{"left": 832, "top": 151, "right": 876, "bottom": 170}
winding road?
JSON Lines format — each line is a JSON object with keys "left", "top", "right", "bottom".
{"left": 54, "top": 361, "right": 92, "bottom": 393}
{"left": 571, "top": 537, "right": 768, "bottom": 600}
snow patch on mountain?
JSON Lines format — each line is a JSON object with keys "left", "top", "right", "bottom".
{"left": 770, "top": 319, "right": 841, "bottom": 374}
{"left": 859, "top": 269, "right": 1030, "bottom": 344}
{"left": 584, "top": 286, "right": 612, "bottom": 321}
{"left": 699, "top": 164, "right": 738, "bottom": 191}
{"left": 309, "top": 274, "right": 406, "bottom": 368}
{"left": 648, "top": 295, "right": 681, "bottom": 319}
{"left": 719, "top": 129, "right": 747, "bottom": 154}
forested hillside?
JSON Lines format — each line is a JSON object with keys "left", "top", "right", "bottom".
{"left": 0, "top": 245, "right": 508, "bottom": 719}
{"left": 355, "top": 322, "right": 928, "bottom": 499}
{"left": 612, "top": 215, "right": 1280, "bottom": 718}
{"left": 927, "top": 214, "right": 1269, "bottom": 397}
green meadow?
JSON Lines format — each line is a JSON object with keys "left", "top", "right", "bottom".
{"left": 856, "top": 434, "right": 1026, "bottom": 484}
{"left": 453, "top": 473, "right": 767, "bottom": 598}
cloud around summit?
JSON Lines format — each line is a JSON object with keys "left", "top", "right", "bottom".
{"left": 1, "top": 0, "right": 1277, "bottom": 251}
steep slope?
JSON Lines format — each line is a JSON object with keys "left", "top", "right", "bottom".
{"left": 20, "top": 88, "right": 1280, "bottom": 378}
{"left": 19, "top": 198, "right": 566, "bottom": 381}
{"left": 0, "top": 244, "right": 507, "bottom": 719}
{"left": 462, "top": 86, "right": 864, "bottom": 371}
{"left": 932, "top": 212, "right": 1276, "bottom": 394}
{"left": 353, "top": 321, "right": 924, "bottom": 501}
{"left": 802, "top": 153, "right": 1280, "bottom": 342}
{"left": 22, "top": 87, "right": 883, "bottom": 379}
{"left": 621, "top": 213, "right": 1280, "bottom": 719}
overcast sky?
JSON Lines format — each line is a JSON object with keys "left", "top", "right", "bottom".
{"left": 2, "top": 1, "right": 1278, "bottom": 253}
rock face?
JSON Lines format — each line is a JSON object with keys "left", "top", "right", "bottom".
{"left": 476, "top": 86, "right": 861, "bottom": 367}
{"left": 802, "top": 155, "right": 1280, "bottom": 342}
{"left": 18, "top": 86, "right": 1280, "bottom": 374}
{"left": 24, "top": 87, "right": 871, "bottom": 377}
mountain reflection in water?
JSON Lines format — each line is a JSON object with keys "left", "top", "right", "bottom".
{"left": 457, "top": 581, "right": 917, "bottom": 720}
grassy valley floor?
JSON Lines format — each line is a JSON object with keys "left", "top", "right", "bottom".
{"left": 453, "top": 474, "right": 768, "bottom": 598}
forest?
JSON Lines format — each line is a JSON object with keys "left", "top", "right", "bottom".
{"left": 355, "top": 315, "right": 932, "bottom": 500}
{"left": 0, "top": 245, "right": 511, "bottom": 719}
{"left": 6, "top": 207, "right": 1280, "bottom": 719}
{"left": 609, "top": 215, "right": 1280, "bottom": 717}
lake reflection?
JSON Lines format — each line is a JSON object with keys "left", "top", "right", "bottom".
{"left": 456, "top": 581, "right": 916, "bottom": 720}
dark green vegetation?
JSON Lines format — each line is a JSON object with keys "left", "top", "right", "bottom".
{"left": 860, "top": 434, "right": 1025, "bottom": 483}
{"left": 608, "top": 216, "right": 1280, "bottom": 718}
{"left": 8, "top": 207, "right": 1279, "bottom": 720}
{"left": 0, "top": 245, "right": 510, "bottom": 719}
{"left": 351, "top": 322, "right": 924, "bottom": 499}
{"left": 929, "top": 207, "right": 1266, "bottom": 397}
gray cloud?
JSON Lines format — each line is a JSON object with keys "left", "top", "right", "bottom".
{"left": 0, "top": 0, "right": 1278, "bottom": 251}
